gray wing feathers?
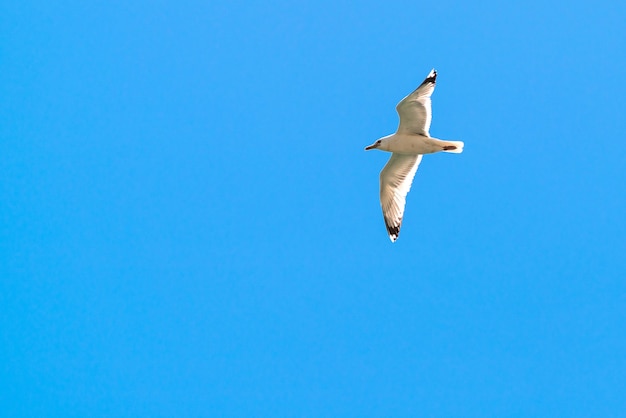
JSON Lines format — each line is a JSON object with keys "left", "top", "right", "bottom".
{"left": 395, "top": 69, "right": 437, "bottom": 136}
{"left": 379, "top": 153, "right": 423, "bottom": 242}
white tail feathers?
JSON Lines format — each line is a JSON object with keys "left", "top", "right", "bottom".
{"left": 441, "top": 140, "right": 464, "bottom": 154}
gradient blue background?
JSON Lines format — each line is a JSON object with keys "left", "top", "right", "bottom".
{"left": 3, "top": 1, "right": 626, "bottom": 416}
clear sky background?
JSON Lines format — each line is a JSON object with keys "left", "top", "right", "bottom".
{"left": 2, "top": 1, "right": 626, "bottom": 416}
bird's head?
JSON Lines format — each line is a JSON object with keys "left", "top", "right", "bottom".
{"left": 365, "top": 138, "right": 385, "bottom": 151}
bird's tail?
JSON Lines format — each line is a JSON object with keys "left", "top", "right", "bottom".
{"left": 441, "top": 140, "right": 464, "bottom": 154}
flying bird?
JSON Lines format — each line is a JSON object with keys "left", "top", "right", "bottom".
{"left": 365, "top": 69, "right": 463, "bottom": 242}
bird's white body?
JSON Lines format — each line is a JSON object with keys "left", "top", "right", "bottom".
{"left": 376, "top": 133, "right": 463, "bottom": 155}
{"left": 365, "top": 69, "right": 464, "bottom": 242}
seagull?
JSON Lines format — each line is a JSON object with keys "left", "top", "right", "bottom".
{"left": 365, "top": 69, "right": 463, "bottom": 242}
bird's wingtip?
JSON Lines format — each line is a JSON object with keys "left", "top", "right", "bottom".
{"left": 386, "top": 224, "right": 400, "bottom": 242}
{"left": 424, "top": 68, "right": 437, "bottom": 84}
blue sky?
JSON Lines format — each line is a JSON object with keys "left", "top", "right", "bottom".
{"left": 2, "top": 1, "right": 626, "bottom": 416}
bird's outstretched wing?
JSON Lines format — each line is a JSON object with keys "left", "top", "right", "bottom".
{"left": 379, "top": 153, "right": 423, "bottom": 242}
{"left": 395, "top": 69, "right": 436, "bottom": 136}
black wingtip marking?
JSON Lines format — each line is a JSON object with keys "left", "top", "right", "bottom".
{"left": 425, "top": 72, "right": 437, "bottom": 84}
{"left": 386, "top": 224, "right": 401, "bottom": 242}
{"left": 419, "top": 70, "right": 437, "bottom": 87}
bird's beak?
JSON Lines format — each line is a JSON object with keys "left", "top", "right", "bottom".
{"left": 364, "top": 143, "right": 378, "bottom": 151}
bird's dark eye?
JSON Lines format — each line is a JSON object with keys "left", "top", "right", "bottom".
{"left": 377, "top": 140, "right": 381, "bottom": 144}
